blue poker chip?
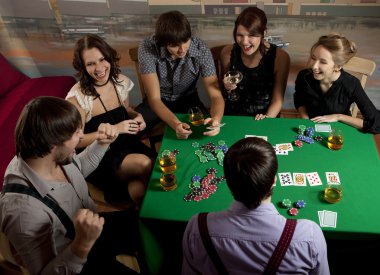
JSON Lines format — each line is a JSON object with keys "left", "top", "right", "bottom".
{"left": 295, "top": 200, "right": 306, "bottom": 209}
{"left": 192, "top": 175, "right": 202, "bottom": 183}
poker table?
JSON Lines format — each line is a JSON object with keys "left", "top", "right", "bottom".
{"left": 138, "top": 114, "right": 380, "bottom": 274}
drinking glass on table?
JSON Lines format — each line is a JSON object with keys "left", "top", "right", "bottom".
{"left": 327, "top": 128, "right": 343, "bottom": 151}
{"left": 224, "top": 70, "right": 243, "bottom": 101}
{"left": 188, "top": 107, "right": 205, "bottom": 126}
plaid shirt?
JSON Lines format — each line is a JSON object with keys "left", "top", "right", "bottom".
{"left": 138, "top": 36, "right": 216, "bottom": 101}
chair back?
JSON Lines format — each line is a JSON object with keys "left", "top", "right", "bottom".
{"left": 210, "top": 45, "right": 227, "bottom": 91}
{"left": 128, "top": 46, "right": 146, "bottom": 100}
{"left": 343, "top": 56, "right": 376, "bottom": 117}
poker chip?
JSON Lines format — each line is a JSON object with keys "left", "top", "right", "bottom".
{"left": 294, "top": 140, "right": 303, "bottom": 148}
{"left": 282, "top": 199, "right": 292, "bottom": 208}
{"left": 305, "top": 127, "right": 315, "bottom": 137}
{"left": 295, "top": 200, "right": 306, "bottom": 209}
{"left": 192, "top": 175, "right": 201, "bottom": 183}
{"left": 192, "top": 142, "right": 200, "bottom": 148}
{"left": 298, "top": 125, "right": 306, "bottom": 135}
{"left": 288, "top": 208, "right": 299, "bottom": 216}
{"left": 314, "top": 135, "right": 323, "bottom": 142}
{"left": 207, "top": 168, "right": 217, "bottom": 174}
{"left": 296, "top": 134, "right": 315, "bottom": 144}
{"left": 171, "top": 149, "right": 180, "bottom": 156}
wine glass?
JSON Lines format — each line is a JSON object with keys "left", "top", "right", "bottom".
{"left": 224, "top": 70, "right": 243, "bottom": 101}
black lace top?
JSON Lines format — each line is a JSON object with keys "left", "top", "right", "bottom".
{"left": 225, "top": 43, "right": 277, "bottom": 116}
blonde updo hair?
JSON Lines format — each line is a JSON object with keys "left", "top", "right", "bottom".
{"left": 311, "top": 33, "right": 357, "bottom": 66}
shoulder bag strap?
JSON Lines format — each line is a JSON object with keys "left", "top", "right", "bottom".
{"left": 2, "top": 183, "right": 75, "bottom": 240}
{"left": 264, "top": 219, "right": 297, "bottom": 275}
{"left": 198, "top": 212, "right": 228, "bottom": 275}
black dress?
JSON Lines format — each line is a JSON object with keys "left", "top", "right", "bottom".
{"left": 225, "top": 43, "right": 277, "bottom": 116}
{"left": 84, "top": 106, "right": 154, "bottom": 201}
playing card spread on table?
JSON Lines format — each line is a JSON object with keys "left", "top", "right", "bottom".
{"left": 273, "top": 146, "right": 288, "bottom": 155}
{"left": 278, "top": 172, "right": 293, "bottom": 186}
{"left": 315, "top": 124, "right": 332, "bottom": 132}
{"left": 276, "top": 143, "right": 294, "bottom": 151}
{"left": 306, "top": 172, "right": 323, "bottom": 186}
{"left": 318, "top": 210, "right": 337, "bottom": 228}
{"left": 245, "top": 135, "right": 268, "bottom": 141}
{"left": 326, "top": 172, "right": 341, "bottom": 184}
{"left": 293, "top": 173, "right": 307, "bottom": 186}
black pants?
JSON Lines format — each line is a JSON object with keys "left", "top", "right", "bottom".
{"left": 135, "top": 92, "right": 209, "bottom": 133}
{"left": 80, "top": 210, "right": 142, "bottom": 275}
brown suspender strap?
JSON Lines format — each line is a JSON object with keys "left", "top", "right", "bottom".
{"left": 264, "top": 219, "right": 297, "bottom": 275}
{"left": 199, "top": 213, "right": 297, "bottom": 275}
{"left": 198, "top": 212, "right": 229, "bottom": 275}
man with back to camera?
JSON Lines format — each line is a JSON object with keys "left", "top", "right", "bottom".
{"left": 182, "top": 137, "right": 330, "bottom": 274}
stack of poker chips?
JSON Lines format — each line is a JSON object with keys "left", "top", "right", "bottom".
{"left": 184, "top": 168, "right": 225, "bottom": 202}
{"left": 295, "top": 125, "right": 315, "bottom": 144}
{"left": 281, "top": 199, "right": 306, "bottom": 216}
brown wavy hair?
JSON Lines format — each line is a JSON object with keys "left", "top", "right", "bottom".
{"left": 233, "top": 7, "right": 268, "bottom": 58}
{"left": 72, "top": 34, "right": 121, "bottom": 97}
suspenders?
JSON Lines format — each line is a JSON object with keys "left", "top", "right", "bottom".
{"left": 198, "top": 212, "right": 297, "bottom": 275}
{"left": 2, "top": 183, "right": 75, "bottom": 240}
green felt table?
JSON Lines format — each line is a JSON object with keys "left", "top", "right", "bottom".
{"left": 138, "top": 114, "right": 380, "bottom": 273}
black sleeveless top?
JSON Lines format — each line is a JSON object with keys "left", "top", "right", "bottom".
{"left": 225, "top": 43, "right": 277, "bottom": 116}
{"left": 83, "top": 106, "right": 153, "bottom": 191}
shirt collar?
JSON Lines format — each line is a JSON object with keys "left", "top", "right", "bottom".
{"left": 229, "top": 200, "right": 280, "bottom": 216}
{"left": 157, "top": 37, "right": 199, "bottom": 60}
{"left": 17, "top": 157, "right": 56, "bottom": 197}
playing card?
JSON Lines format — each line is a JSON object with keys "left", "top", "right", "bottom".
{"left": 273, "top": 146, "right": 288, "bottom": 155}
{"left": 315, "top": 124, "right": 332, "bottom": 132}
{"left": 278, "top": 172, "right": 293, "bottom": 186}
{"left": 207, "top": 123, "right": 226, "bottom": 130}
{"left": 318, "top": 211, "right": 324, "bottom": 225}
{"left": 322, "top": 210, "right": 337, "bottom": 228}
{"left": 293, "top": 173, "right": 307, "bottom": 186}
{"left": 276, "top": 143, "right": 294, "bottom": 151}
{"left": 306, "top": 172, "right": 323, "bottom": 186}
{"left": 326, "top": 172, "right": 341, "bottom": 184}
{"left": 245, "top": 135, "right": 268, "bottom": 141}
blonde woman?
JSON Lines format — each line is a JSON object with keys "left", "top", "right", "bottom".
{"left": 294, "top": 33, "right": 380, "bottom": 133}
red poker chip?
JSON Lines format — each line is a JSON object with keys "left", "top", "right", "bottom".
{"left": 288, "top": 208, "right": 299, "bottom": 216}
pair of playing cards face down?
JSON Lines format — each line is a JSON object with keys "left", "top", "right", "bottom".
{"left": 278, "top": 172, "right": 322, "bottom": 186}
{"left": 318, "top": 210, "right": 337, "bottom": 228}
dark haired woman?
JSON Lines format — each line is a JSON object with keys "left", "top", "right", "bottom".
{"left": 221, "top": 7, "right": 290, "bottom": 120}
{"left": 66, "top": 34, "right": 153, "bottom": 208}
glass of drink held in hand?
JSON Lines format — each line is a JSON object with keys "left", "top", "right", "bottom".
{"left": 224, "top": 70, "right": 243, "bottom": 101}
{"left": 188, "top": 107, "right": 205, "bottom": 126}
{"left": 327, "top": 128, "right": 343, "bottom": 151}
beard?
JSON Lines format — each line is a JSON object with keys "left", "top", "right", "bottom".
{"left": 54, "top": 151, "right": 73, "bottom": 166}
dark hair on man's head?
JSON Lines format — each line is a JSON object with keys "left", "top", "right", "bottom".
{"left": 15, "top": 97, "right": 82, "bottom": 159}
{"left": 233, "top": 7, "right": 267, "bottom": 58}
{"left": 72, "top": 34, "right": 121, "bottom": 97}
{"left": 224, "top": 137, "right": 278, "bottom": 209}
{"left": 155, "top": 10, "right": 192, "bottom": 46}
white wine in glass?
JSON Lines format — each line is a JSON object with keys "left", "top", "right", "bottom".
{"left": 224, "top": 70, "right": 243, "bottom": 101}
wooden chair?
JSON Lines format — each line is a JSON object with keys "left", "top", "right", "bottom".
{"left": 128, "top": 46, "right": 165, "bottom": 152}
{"left": 342, "top": 56, "right": 376, "bottom": 118}
{"left": 210, "top": 44, "right": 227, "bottom": 91}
